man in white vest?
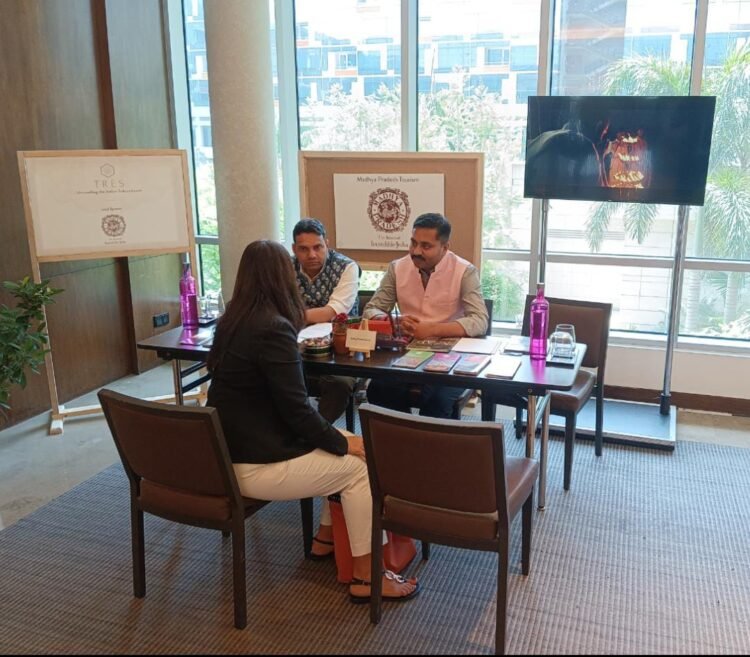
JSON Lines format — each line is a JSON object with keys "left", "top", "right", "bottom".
{"left": 363, "top": 213, "right": 488, "bottom": 418}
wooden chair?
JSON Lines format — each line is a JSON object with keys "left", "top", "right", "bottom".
{"left": 486, "top": 296, "right": 612, "bottom": 490}
{"left": 358, "top": 403, "right": 538, "bottom": 655}
{"left": 98, "top": 389, "right": 313, "bottom": 629}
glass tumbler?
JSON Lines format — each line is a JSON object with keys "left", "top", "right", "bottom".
{"left": 550, "top": 323, "right": 576, "bottom": 358}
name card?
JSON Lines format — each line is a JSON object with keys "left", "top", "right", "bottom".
{"left": 346, "top": 328, "right": 377, "bottom": 353}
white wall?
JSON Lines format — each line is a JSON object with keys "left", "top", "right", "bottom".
{"left": 606, "top": 345, "right": 750, "bottom": 400}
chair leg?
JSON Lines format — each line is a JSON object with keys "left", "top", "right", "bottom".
{"left": 131, "top": 502, "right": 145, "bottom": 598}
{"left": 564, "top": 414, "right": 576, "bottom": 491}
{"left": 345, "top": 395, "right": 355, "bottom": 432}
{"left": 370, "top": 514, "right": 384, "bottom": 625}
{"left": 515, "top": 406, "right": 523, "bottom": 440}
{"left": 521, "top": 491, "right": 533, "bottom": 576}
{"left": 231, "top": 517, "right": 247, "bottom": 629}
{"left": 595, "top": 390, "right": 604, "bottom": 457}
{"left": 421, "top": 541, "right": 430, "bottom": 561}
{"left": 300, "top": 498, "right": 314, "bottom": 558}
{"left": 496, "top": 547, "right": 509, "bottom": 655}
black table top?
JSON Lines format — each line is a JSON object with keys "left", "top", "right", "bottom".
{"left": 138, "top": 326, "right": 585, "bottom": 397}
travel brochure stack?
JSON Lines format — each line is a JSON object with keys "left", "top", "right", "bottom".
{"left": 393, "top": 335, "right": 522, "bottom": 379}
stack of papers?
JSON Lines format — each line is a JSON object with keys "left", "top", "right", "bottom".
{"left": 451, "top": 336, "right": 503, "bottom": 355}
{"left": 484, "top": 354, "right": 522, "bottom": 379}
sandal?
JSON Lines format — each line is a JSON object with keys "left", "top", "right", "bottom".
{"left": 308, "top": 536, "right": 335, "bottom": 561}
{"left": 349, "top": 570, "right": 420, "bottom": 604}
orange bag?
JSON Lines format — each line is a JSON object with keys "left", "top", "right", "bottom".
{"left": 328, "top": 494, "right": 417, "bottom": 584}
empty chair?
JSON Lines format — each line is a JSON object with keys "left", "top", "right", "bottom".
{"left": 487, "top": 296, "right": 612, "bottom": 491}
{"left": 98, "top": 388, "right": 313, "bottom": 629}
{"left": 358, "top": 403, "right": 538, "bottom": 655}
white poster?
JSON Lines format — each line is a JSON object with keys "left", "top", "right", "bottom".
{"left": 22, "top": 153, "right": 191, "bottom": 259}
{"left": 333, "top": 173, "right": 444, "bottom": 250}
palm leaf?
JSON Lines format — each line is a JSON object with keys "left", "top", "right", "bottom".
{"left": 585, "top": 202, "right": 618, "bottom": 252}
{"left": 623, "top": 203, "right": 658, "bottom": 245}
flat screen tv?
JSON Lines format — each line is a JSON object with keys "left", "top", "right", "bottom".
{"left": 523, "top": 95, "right": 716, "bottom": 206}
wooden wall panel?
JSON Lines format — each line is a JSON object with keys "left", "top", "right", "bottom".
{"left": 104, "top": 0, "right": 183, "bottom": 372}
{"left": 127, "top": 255, "right": 183, "bottom": 371}
{"left": 0, "top": 0, "right": 180, "bottom": 426}
{"left": 0, "top": 0, "right": 131, "bottom": 426}
{"left": 40, "top": 262, "right": 132, "bottom": 401}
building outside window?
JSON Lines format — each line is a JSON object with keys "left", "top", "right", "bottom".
{"left": 179, "top": 0, "right": 750, "bottom": 342}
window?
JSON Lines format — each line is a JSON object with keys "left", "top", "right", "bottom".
{"left": 295, "top": 0, "right": 401, "bottom": 151}
{"left": 547, "top": 0, "right": 695, "bottom": 333}
{"left": 178, "top": 0, "right": 750, "bottom": 347}
{"left": 683, "top": 0, "right": 750, "bottom": 338}
{"left": 486, "top": 46, "right": 509, "bottom": 66}
{"left": 336, "top": 51, "right": 357, "bottom": 69}
{"left": 418, "top": 0, "right": 542, "bottom": 321}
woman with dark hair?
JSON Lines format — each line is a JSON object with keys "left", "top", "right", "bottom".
{"left": 207, "top": 240, "right": 418, "bottom": 603}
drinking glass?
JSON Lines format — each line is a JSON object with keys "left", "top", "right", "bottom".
{"left": 550, "top": 323, "right": 576, "bottom": 358}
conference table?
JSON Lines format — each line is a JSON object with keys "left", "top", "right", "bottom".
{"left": 137, "top": 326, "right": 586, "bottom": 509}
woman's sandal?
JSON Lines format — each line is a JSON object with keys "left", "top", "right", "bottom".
{"left": 349, "top": 570, "right": 420, "bottom": 604}
{"left": 308, "top": 536, "right": 335, "bottom": 561}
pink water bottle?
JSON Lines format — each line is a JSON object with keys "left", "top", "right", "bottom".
{"left": 179, "top": 262, "right": 199, "bottom": 329}
{"left": 529, "top": 282, "right": 549, "bottom": 361}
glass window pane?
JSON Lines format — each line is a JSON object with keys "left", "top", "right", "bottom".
{"left": 295, "top": 0, "right": 401, "bottom": 151}
{"left": 360, "top": 269, "right": 386, "bottom": 292}
{"left": 418, "top": 0, "right": 541, "bottom": 253}
{"left": 184, "top": 0, "right": 216, "bottom": 238}
{"left": 481, "top": 259, "right": 529, "bottom": 322}
{"left": 547, "top": 200, "right": 678, "bottom": 257}
{"left": 198, "top": 243, "right": 221, "bottom": 295}
{"left": 680, "top": 270, "right": 750, "bottom": 339}
{"left": 545, "top": 262, "right": 672, "bottom": 333}
{"left": 548, "top": 0, "right": 696, "bottom": 259}
{"left": 687, "top": 0, "right": 750, "bottom": 264}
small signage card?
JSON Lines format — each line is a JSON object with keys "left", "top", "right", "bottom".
{"left": 346, "top": 327, "right": 377, "bottom": 355}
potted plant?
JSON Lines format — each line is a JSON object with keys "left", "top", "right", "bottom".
{"left": 0, "top": 277, "right": 63, "bottom": 421}
{"left": 332, "top": 313, "right": 359, "bottom": 355}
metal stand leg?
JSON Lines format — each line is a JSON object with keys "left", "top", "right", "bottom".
{"left": 526, "top": 393, "right": 550, "bottom": 510}
{"left": 538, "top": 396, "right": 550, "bottom": 510}
{"left": 172, "top": 359, "right": 184, "bottom": 405}
{"left": 525, "top": 395, "right": 537, "bottom": 459}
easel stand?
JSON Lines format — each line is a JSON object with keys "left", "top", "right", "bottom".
{"left": 17, "top": 149, "right": 196, "bottom": 435}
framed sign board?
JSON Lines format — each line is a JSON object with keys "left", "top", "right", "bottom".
{"left": 18, "top": 149, "right": 194, "bottom": 262}
{"left": 16, "top": 149, "right": 196, "bottom": 435}
{"left": 299, "top": 151, "right": 484, "bottom": 269}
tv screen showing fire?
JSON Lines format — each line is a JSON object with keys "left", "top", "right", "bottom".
{"left": 524, "top": 95, "right": 716, "bottom": 206}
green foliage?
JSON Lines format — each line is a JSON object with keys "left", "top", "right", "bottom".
{"left": 480, "top": 263, "right": 524, "bottom": 322}
{"left": 0, "top": 277, "right": 63, "bottom": 414}
{"left": 588, "top": 46, "right": 750, "bottom": 332}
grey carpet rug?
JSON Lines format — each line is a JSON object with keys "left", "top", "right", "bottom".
{"left": 1, "top": 424, "right": 749, "bottom": 655}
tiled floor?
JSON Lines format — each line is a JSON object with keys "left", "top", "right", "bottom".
{"left": 0, "top": 363, "right": 748, "bottom": 530}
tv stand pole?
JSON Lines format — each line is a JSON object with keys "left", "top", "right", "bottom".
{"left": 660, "top": 204, "right": 690, "bottom": 415}
{"left": 538, "top": 198, "right": 549, "bottom": 283}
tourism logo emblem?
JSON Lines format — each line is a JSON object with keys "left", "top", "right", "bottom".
{"left": 367, "top": 187, "right": 410, "bottom": 233}
{"left": 101, "top": 214, "right": 126, "bottom": 237}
